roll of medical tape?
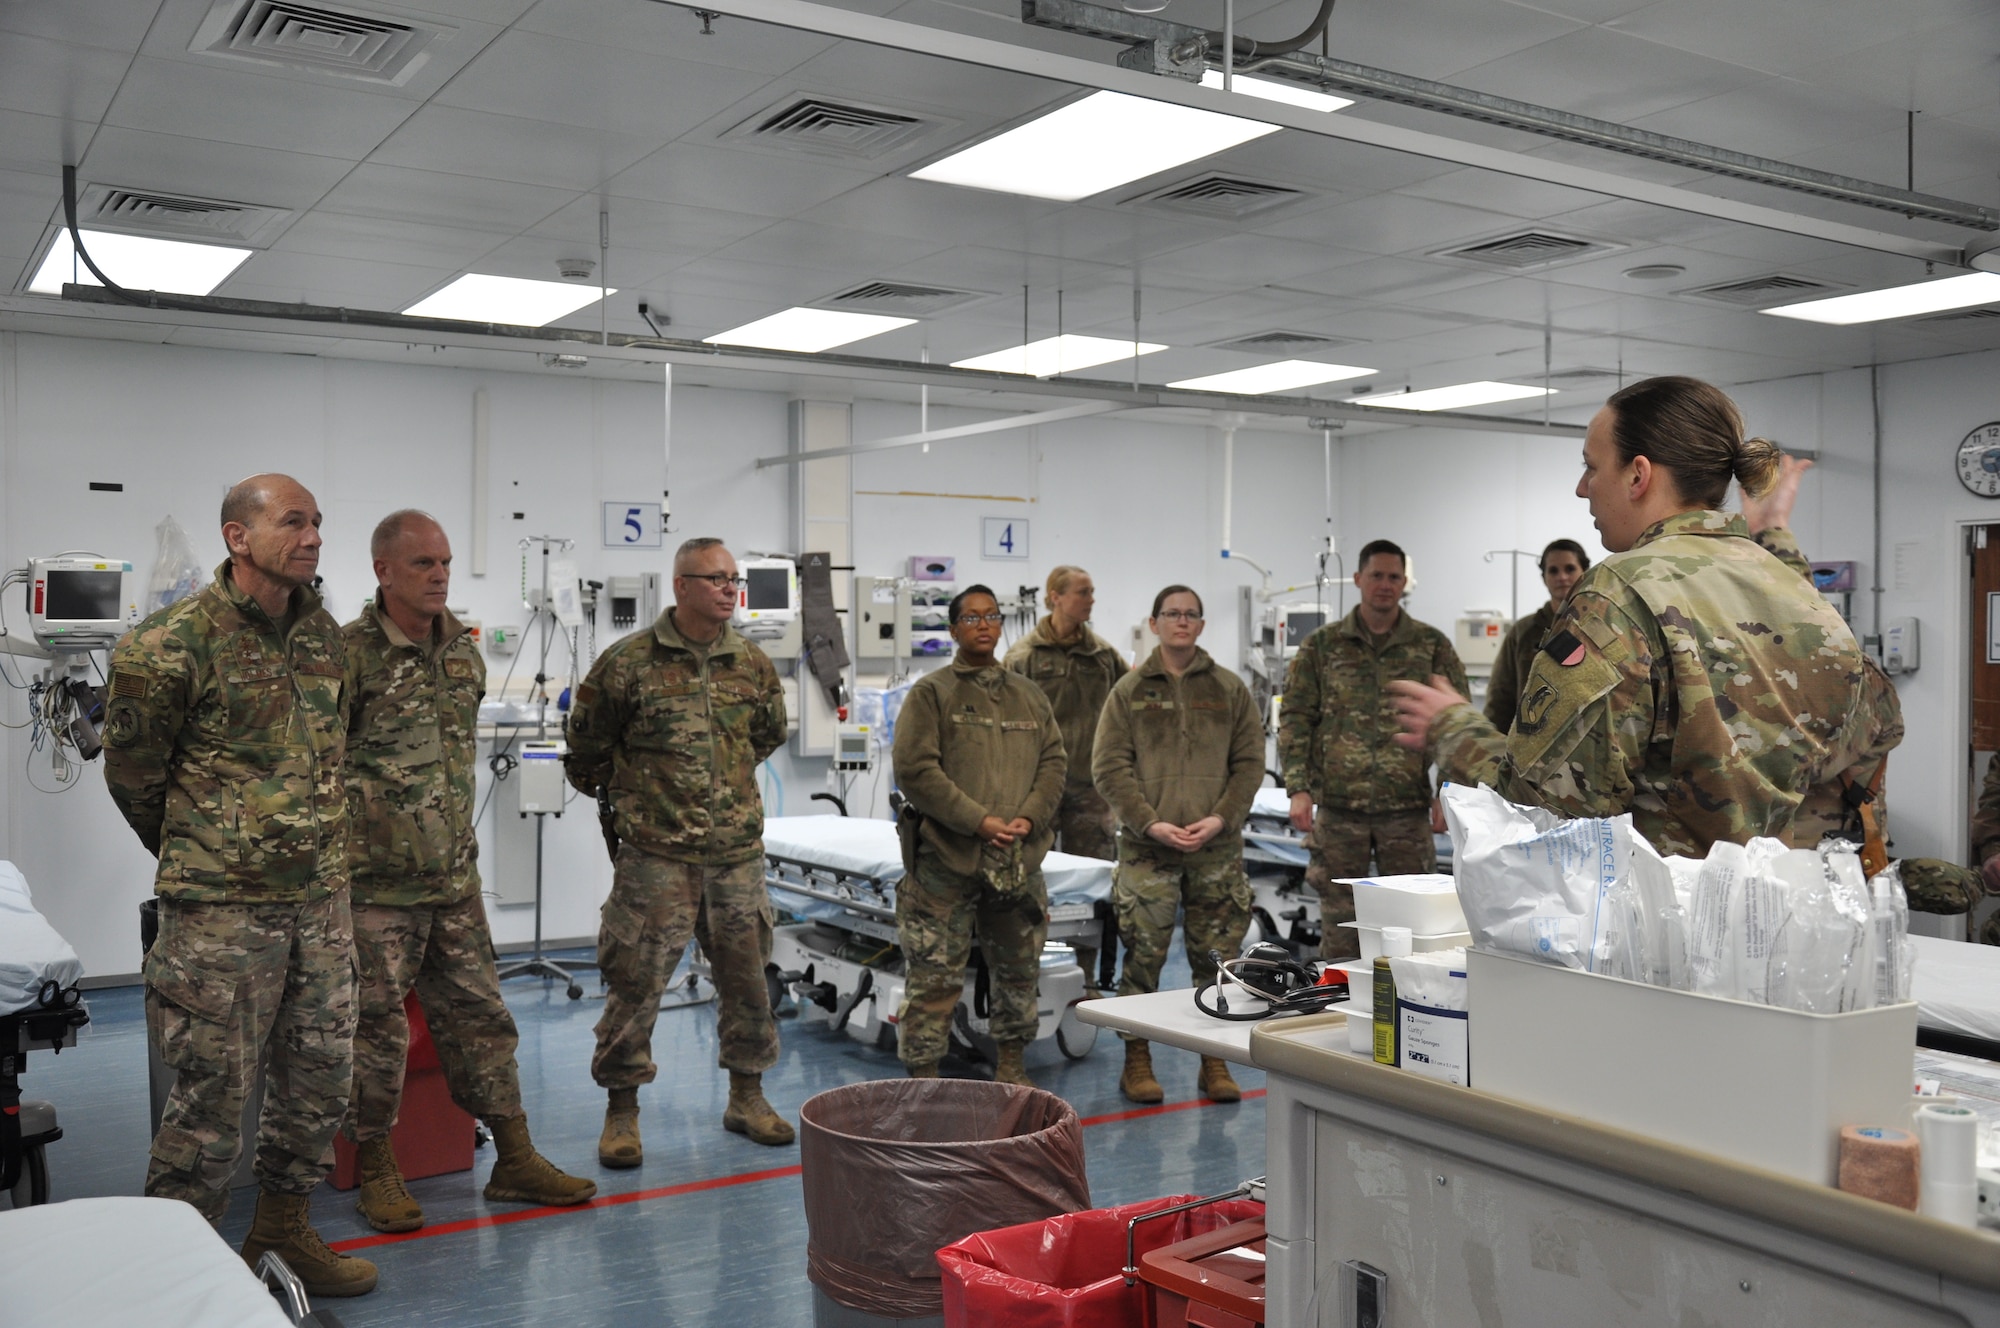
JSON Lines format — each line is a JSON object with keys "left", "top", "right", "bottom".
{"left": 1917, "top": 1104, "right": 1981, "bottom": 1226}
{"left": 1836, "top": 1125, "right": 1919, "bottom": 1211}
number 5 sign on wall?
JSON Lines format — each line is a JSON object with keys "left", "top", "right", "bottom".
{"left": 982, "top": 516, "right": 1029, "bottom": 560}
{"left": 603, "top": 501, "right": 664, "bottom": 549}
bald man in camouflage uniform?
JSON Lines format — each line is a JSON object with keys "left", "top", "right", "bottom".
{"left": 104, "top": 473, "right": 376, "bottom": 1298}
{"left": 341, "top": 511, "right": 593, "bottom": 1232}
{"left": 1278, "top": 540, "right": 1466, "bottom": 960}
{"left": 566, "top": 536, "right": 791, "bottom": 1165}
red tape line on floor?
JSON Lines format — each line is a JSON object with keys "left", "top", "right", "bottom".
{"left": 330, "top": 1087, "right": 1265, "bottom": 1253}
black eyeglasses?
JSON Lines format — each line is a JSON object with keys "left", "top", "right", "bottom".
{"left": 681, "top": 573, "right": 747, "bottom": 590}
{"left": 955, "top": 612, "right": 1005, "bottom": 626}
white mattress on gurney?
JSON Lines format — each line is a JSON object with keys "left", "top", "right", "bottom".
{"left": 1251, "top": 787, "right": 1294, "bottom": 819}
{"left": 0, "top": 861, "right": 82, "bottom": 1016}
{"left": 1912, "top": 934, "right": 2000, "bottom": 1044}
{"left": 0, "top": 1197, "right": 294, "bottom": 1327}
{"left": 761, "top": 816, "right": 1112, "bottom": 906}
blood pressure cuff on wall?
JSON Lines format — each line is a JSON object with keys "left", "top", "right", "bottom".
{"left": 799, "top": 551, "right": 849, "bottom": 710}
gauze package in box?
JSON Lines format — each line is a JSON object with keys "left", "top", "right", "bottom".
{"left": 0, "top": 860, "right": 83, "bottom": 1014}
{"left": 1389, "top": 949, "right": 1469, "bottom": 1084}
{"left": 1441, "top": 784, "right": 1688, "bottom": 987}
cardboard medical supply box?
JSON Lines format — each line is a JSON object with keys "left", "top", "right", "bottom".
{"left": 1467, "top": 949, "right": 1916, "bottom": 1186}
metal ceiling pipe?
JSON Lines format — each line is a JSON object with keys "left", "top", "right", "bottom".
{"left": 1022, "top": 0, "right": 1999, "bottom": 233}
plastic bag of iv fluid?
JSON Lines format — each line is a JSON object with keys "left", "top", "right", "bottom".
{"left": 1441, "top": 784, "right": 1687, "bottom": 983}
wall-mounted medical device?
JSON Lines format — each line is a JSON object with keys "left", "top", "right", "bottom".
{"left": 606, "top": 573, "right": 659, "bottom": 632}
{"left": 517, "top": 740, "right": 567, "bottom": 814}
{"left": 734, "top": 558, "right": 799, "bottom": 639}
{"left": 855, "top": 576, "right": 912, "bottom": 661}
{"left": 1881, "top": 617, "right": 1920, "bottom": 674}
{"left": 1454, "top": 611, "right": 1507, "bottom": 671}
{"left": 26, "top": 556, "right": 132, "bottom": 650}
{"left": 834, "top": 722, "right": 874, "bottom": 771}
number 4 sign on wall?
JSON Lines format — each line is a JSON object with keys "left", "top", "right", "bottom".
{"left": 983, "top": 516, "right": 1029, "bottom": 560}
{"left": 603, "top": 501, "right": 664, "bottom": 548}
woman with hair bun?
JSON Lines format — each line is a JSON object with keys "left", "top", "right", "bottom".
{"left": 1389, "top": 376, "right": 1868, "bottom": 857}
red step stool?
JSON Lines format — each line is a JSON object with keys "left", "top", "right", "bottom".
{"left": 329, "top": 992, "right": 477, "bottom": 1189}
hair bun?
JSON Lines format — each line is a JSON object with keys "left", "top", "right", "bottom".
{"left": 1733, "top": 435, "right": 1783, "bottom": 499}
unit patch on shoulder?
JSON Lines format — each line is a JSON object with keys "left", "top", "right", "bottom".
{"left": 1542, "top": 630, "right": 1587, "bottom": 667}
{"left": 443, "top": 658, "right": 477, "bottom": 680}
{"left": 575, "top": 682, "right": 598, "bottom": 707}
{"left": 112, "top": 671, "right": 151, "bottom": 699}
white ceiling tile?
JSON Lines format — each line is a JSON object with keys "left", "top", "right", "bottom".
{"left": 467, "top": 232, "right": 686, "bottom": 287}
{"left": 1391, "top": 169, "right": 1607, "bottom": 224}
{"left": 1303, "top": 0, "right": 1587, "bottom": 80}
{"left": 0, "top": 108, "right": 84, "bottom": 184}
{"left": 793, "top": 176, "right": 1064, "bottom": 247}
{"left": 531, "top": 194, "right": 768, "bottom": 258}
{"left": 371, "top": 105, "right": 665, "bottom": 190}
{"left": 216, "top": 249, "right": 458, "bottom": 307}
{"left": 1453, "top": 25, "right": 1765, "bottom": 123}
{"left": 516, "top": 0, "right": 838, "bottom": 72}
{"left": 1785, "top": 16, "right": 2000, "bottom": 120}
{"left": 271, "top": 211, "right": 515, "bottom": 268}
{"left": 1604, "top": 0, "right": 1989, "bottom": 79}
{"left": 79, "top": 125, "right": 358, "bottom": 208}
{"left": 106, "top": 56, "right": 416, "bottom": 159}
{"left": 1499, "top": 0, "right": 1655, "bottom": 19}
{"left": 605, "top": 142, "right": 877, "bottom": 217}
{"left": 315, "top": 164, "right": 577, "bottom": 231}
{"left": 707, "top": 217, "right": 948, "bottom": 272}
{"left": 1145, "top": 231, "right": 1352, "bottom": 285}
{"left": 0, "top": 0, "right": 161, "bottom": 48}
{"left": 433, "top": 30, "right": 771, "bottom": 138}
{"left": 0, "top": 35, "right": 132, "bottom": 123}
{"left": 1217, "top": 132, "right": 1461, "bottom": 195}
{"left": 1267, "top": 193, "right": 1532, "bottom": 256}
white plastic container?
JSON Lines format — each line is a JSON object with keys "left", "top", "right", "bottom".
{"left": 1468, "top": 948, "right": 1917, "bottom": 1185}
{"left": 1348, "top": 874, "right": 1466, "bottom": 935}
{"left": 1340, "top": 922, "right": 1472, "bottom": 968}
{"left": 1344, "top": 1008, "right": 1374, "bottom": 1054}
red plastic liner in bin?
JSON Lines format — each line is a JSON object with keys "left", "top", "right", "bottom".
{"left": 800, "top": 1078, "right": 1091, "bottom": 1320}
{"left": 937, "top": 1194, "right": 1267, "bottom": 1328}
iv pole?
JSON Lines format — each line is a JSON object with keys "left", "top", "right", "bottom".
{"left": 1483, "top": 549, "right": 1538, "bottom": 624}
{"left": 496, "top": 534, "right": 593, "bottom": 1000}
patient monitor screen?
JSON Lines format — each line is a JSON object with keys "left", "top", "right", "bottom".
{"left": 44, "top": 569, "right": 122, "bottom": 622}
{"left": 745, "top": 566, "right": 791, "bottom": 612}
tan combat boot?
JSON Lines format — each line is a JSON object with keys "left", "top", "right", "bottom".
{"left": 993, "top": 1041, "right": 1034, "bottom": 1088}
{"left": 484, "top": 1115, "right": 598, "bottom": 1206}
{"left": 240, "top": 1188, "right": 379, "bottom": 1298}
{"left": 722, "top": 1072, "right": 796, "bottom": 1146}
{"left": 353, "top": 1136, "right": 423, "bottom": 1233}
{"left": 905, "top": 1062, "right": 940, "bottom": 1078}
{"left": 599, "top": 1087, "right": 642, "bottom": 1169}
{"left": 1120, "top": 1040, "right": 1164, "bottom": 1104}
{"left": 1199, "top": 1056, "right": 1242, "bottom": 1104}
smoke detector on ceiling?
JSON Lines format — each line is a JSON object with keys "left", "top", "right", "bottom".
{"left": 556, "top": 258, "right": 597, "bottom": 283}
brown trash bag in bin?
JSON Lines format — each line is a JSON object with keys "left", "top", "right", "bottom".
{"left": 801, "top": 1078, "right": 1091, "bottom": 1319}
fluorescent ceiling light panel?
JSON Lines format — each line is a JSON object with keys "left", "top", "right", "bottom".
{"left": 403, "top": 274, "right": 613, "bottom": 326}
{"left": 1760, "top": 272, "right": 2000, "bottom": 324}
{"left": 952, "top": 334, "right": 1167, "bottom": 377}
{"left": 704, "top": 307, "right": 914, "bottom": 353}
{"left": 1169, "top": 360, "right": 1375, "bottom": 394}
{"left": 911, "top": 90, "right": 1278, "bottom": 201}
{"left": 29, "top": 228, "right": 250, "bottom": 296}
{"left": 1198, "top": 70, "right": 1354, "bottom": 113}
{"left": 1357, "top": 381, "right": 1555, "bottom": 411}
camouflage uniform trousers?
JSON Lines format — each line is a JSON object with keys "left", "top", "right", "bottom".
{"left": 1111, "top": 840, "right": 1251, "bottom": 1041}
{"left": 347, "top": 894, "right": 522, "bottom": 1140}
{"left": 592, "top": 846, "right": 778, "bottom": 1088}
{"left": 144, "top": 894, "right": 357, "bottom": 1223}
{"left": 1306, "top": 807, "right": 1435, "bottom": 959}
{"left": 895, "top": 848, "right": 1049, "bottom": 1067}
{"left": 1054, "top": 785, "right": 1115, "bottom": 985}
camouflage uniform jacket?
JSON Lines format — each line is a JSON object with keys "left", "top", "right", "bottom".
{"left": 342, "top": 597, "right": 484, "bottom": 906}
{"left": 1430, "top": 510, "right": 1868, "bottom": 857}
{"left": 1753, "top": 527, "right": 1903, "bottom": 848}
{"left": 1004, "top": 618, "right": 1128, "bottom": 790}
{"left": 1092, "top": 647, "right": 1264, "bottom": 859}
{"left": 892, "top": 658, "right": 1068, "bottom": 878}
{"left": 563, "top": 611, "right": 785, "bottom": 866}
{"left": 1484, "top": 602, "right": 1557, "bottom": 733}
{"left": 103, "top": 561, "right": 347, "bottom": 903}
{"left": 1279, "top": 607, "right": 1467, "bottom": 814}
{"left": 1975, "top": 755, "right": 2000, "bottom": 866}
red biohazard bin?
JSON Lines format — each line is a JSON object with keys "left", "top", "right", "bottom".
{"left": 937, "top": 1194, "right": 1265, "bottom": 1328}
{"left": 1139, "top": 1218, "right": 1267, "bottom": 1327}
{"left": 329, "top": 992, "right": 476, "bottom": 1189}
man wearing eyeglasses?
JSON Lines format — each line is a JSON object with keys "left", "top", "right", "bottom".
{"left": 891, "top": 585, "right": 1067, "bottom": 1085}
{"left": 1093, "top": 586, "right": 1263, "bottom": 1104}
{"left": 565, "top": 537, "right": 791, "bottom": 1164}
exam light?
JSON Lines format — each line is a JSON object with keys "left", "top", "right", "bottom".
{"left": 1356, "top": 381, "right": 1555, "bottom": 411}
{"left": 403, "top": 274, "right": 614, "bottom": 326}
{"left": 1198, "top": 70, "right": 1354, "bottom": 113}
{"left": 1168, "top": 360, "right": 1374, "bottom": 395}
{"left": 29, "top": 228, "right": 251, "bottom": 297}
{"left": 911, "top": 90, "right": 1278, "bottom": 202}
{"left": 1760, "top": 272, "right": 2000, "bottom": 325}
{"left": 704, "top": 307, "right": 915, "bottom": 353}
{"left": 952, "top": 334, "right": 1168, "bottom": 377}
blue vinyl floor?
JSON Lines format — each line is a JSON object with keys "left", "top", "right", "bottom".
{"left": 18, "top": 941, "right": 1265, "bottom": 1327}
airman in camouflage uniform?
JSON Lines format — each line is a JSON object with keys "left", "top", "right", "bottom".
{"left": 565, "top": 537, "right": 790, "bottom": 1163}
{"left": 1485, "top": 540, "right": 1589, "bottom": 734}
{"left": 1093, "top": 586, "right": 1262, "bottom": 1104}
{"left": 1279, "top": 541, "right": 1466, "bottom": 958}
{"left": 892, "top": 585, "right": 1067, "bottom": 1085}
{"left": 103, "top": 473, "right": 376, "bottom": 1298}
{"left": 1967, "top": 757, "right": 2000, "bottom": 943}
{"left": 340, "top": 511, "right": 593, "bottom": 1233}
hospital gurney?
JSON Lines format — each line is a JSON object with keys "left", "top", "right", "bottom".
{"left": 761, "top": 815, "right": 1106, "bottom": 1063}
{"left": 1, "top": 862, "right": 88, "bottom": 1209}
{"left": 0, "top": 1196, "right": 347, "bottom": 1326}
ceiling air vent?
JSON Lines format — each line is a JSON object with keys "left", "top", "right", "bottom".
{"left": 1683, "top": 273, "right": 1844, "bottom": 306}
{"left": 724, "top": 96, "right": 938, "bottom": 160}
{"left": 190, "top": 0, "right": 449, "bottom": 84}
{"left": 1209, "top": 329, "right": 1359, "bottom": 356}
{"left": 816, "top": 281, "right": 990, "bottom": 317}
{"left": 79, "top": 183, "right": 289, "bottom": 244}
{"left": 1437, "top": 231, "right": 1613, "bottom": 270}
{"left": 1131, "top": 175, "right": 1307, "bottom": 221}
{"left": 1922, "top": 307, "right": 2000, "bottom": 323}
{"left": 1543, "top": 367, "right": 1624, "bottom": 385}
